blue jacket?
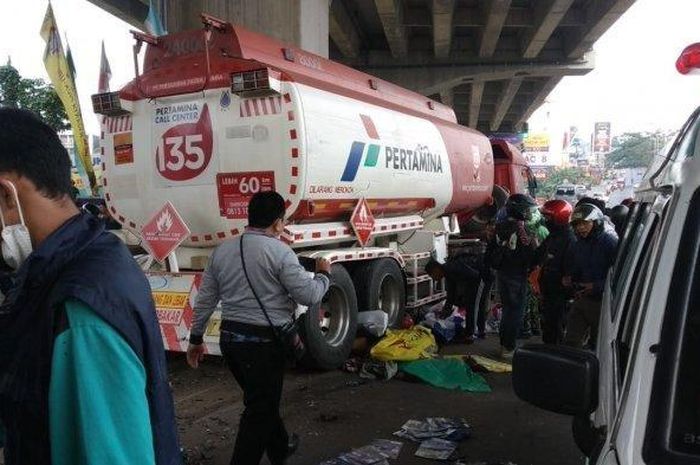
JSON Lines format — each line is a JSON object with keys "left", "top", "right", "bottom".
{"left": 0, "top": 214, "right": 181, "bottom": 465}
{"left": 566, "top": 223, "right": 619, "bottom": 298}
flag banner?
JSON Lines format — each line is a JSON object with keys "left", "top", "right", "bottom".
{"left": 41, "top": 3, "right": 96, "bottom": 191}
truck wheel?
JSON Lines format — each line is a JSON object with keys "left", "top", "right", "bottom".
{"left": 299, "top": 264, "right": 358, "bottom": 370}
{"left": 354, "top": 259, "right": 406, "bottom": 328}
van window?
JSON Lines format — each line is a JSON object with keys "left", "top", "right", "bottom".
{"left": 514, "top": 166, "right": 529, "bottom": 195}
{"left": 675, "top": 108, "right": 700, "bottom": 160}
{"left": 611, "top": 203, "right": 651, "bottom": 316}
{"left": 615, "top": 213, "right": 660, "bottom": 383}
{"left": 643, "top": 189, "right": 700, "bottom": 464}
{"left": 671, "top": 222, "right": 700, "bottom": 454}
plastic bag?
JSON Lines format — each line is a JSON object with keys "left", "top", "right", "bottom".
{"left": 399, "top": 359, "right": 491, "bottom": 393}
{"left": 358, "top": 310, "right": 389, "bottom": 337}
{"left": 370, "top": 326, "right": 438, "bottom": 362}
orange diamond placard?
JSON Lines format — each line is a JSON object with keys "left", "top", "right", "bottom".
{"left": 141, "top": 202, "right": 191, "bottom": 263}
{"left": 350, "top": 198, "right": 375, "bottom": 247}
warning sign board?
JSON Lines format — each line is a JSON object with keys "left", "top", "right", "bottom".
{"left": 217, "top": 171, "right": 276, "bottom": 219}
{"left": 141, "top": 202, "right": 190, "bottom": 263}
{"left": 350, "top": 198, "right": 375, "bottom": 247}
{"left": 114, "top": 132, "right": 134, "bottom": 165}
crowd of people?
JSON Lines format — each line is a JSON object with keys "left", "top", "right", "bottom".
{"left": 434, "top": 190, "right": 623, "bottom": 360}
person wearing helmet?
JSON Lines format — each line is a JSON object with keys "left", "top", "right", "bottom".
{"left": 491, "top": 193, "right": 544, "bottom": 359}
{"left": 608, "top": 204, "right": 630, "bottom": 238}
{"left": 620, "top": 197, "right": 634, "bottom": 208}
{"left": 563, "top": 203, "right": 619, "bottom": 348}
{"left": 537, "top": 200, "right": 576, "bottom": 344}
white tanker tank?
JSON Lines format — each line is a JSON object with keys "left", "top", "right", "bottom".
{"left": 92, "top": 16, "right": 504, "bottom": 369}
{"left": 97, "top": 19, "right": 494, "bottom": 252}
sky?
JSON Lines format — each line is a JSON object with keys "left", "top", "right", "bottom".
{"left": 1, "top": 0, "right": 699, "bottom": 138}
{"left": 528, "top": 0, "right": 700, "bottom": 138}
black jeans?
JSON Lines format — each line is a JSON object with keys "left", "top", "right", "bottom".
{"left": 497, "top": 273, "right": 528, "bottom": 351}
{"left": 476, "top": 275, "right": 493, "bottom": 335}
{"left": 540, "top": 292, "right": 568, "bottom": 345}
{"left": 220, "top": 335, "right": 288, "bottom": 465}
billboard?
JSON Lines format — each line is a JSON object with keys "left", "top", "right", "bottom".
{"left": 593, "top": 122, "right": 612, "bottom": 153}
{"left": 522, "top": 133, "right": 556, "bottom": 166}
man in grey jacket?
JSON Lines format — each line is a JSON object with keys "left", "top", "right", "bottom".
{"left": 187, "top": 191, "right": 331, "bottom": 465}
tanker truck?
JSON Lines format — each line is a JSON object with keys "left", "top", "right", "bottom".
{"left": 91, "top": 14, "right": 535, "bottom": 369}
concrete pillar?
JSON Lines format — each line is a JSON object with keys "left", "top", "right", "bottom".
{"left": 165, "top": 0, "right": 329, "bottom": 57}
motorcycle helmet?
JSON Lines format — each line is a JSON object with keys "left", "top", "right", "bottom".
{"left": 608, "top": 204, "right": 630, "bottom": 234}
{"left": 541, "top": 199, "right": 573, "bottom": 226}
{"left": 570, "top": 202, "right": 605, "bottom": 225}
{"left": 505, "top": 193, "right": 537, "bottom": 221}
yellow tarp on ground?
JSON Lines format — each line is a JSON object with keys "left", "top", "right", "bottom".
{"left": 370, "top": 326, "right": 438, "bottom": 362}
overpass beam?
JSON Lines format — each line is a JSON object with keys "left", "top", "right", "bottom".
{"left": 86, "top": 0, "right": 148, "bottom": 30}
{"left": 565, "top": 0, "right": 636, "bottom": 59}
{"left": 522, "top": 0, "right": 575, "bottom": 58}
{"left": 516, "top": 76, "right": 563, "bottom": 129}
{"left": 490, "top": 77, "right": 523, "bottom": 132}
{"left": 374, "top": 0, "right": 408, "bottom": 58}
{"left": 358, "top": 52, "right": 594, "bottom": 96}
{"left": 432, "top": 0, "right": 455, "bottom": 58}
{"left": 469, "top": 80, "right": 484, "bottom": 128}
{"left": 479, "top": 0, "right": 512, "bottom": 57}
{"left": 330, "top": 0, "right": 361, "bottom": 57}
{"left": 159, "top": 0, "right": 330, "bottom": 56}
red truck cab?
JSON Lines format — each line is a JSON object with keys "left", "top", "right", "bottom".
{"left": 491, "top": 138, "right": 538, "bottom": 200}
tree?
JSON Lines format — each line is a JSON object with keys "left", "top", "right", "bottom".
{"left": 605, "top": 131, "right": 673, "bottom": 169}
{"left": 0, "top": 60, "right": 69, "bottom": 131}
{"left": 538, "top": 167, "right": 593, "bottom": 198}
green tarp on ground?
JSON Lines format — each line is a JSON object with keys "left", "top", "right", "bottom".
{"left": 399, "top": 358, "right": 492, "bottom": 393}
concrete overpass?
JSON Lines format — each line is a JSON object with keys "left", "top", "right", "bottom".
{"left": 87, "top": 0, "right": 636, "bottom": 133}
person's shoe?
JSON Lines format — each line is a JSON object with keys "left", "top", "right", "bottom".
{"left": 476, "top": 331, "right": 486, "bottom": 339}
{"left": 500, "top": 347, "right": 514, "bottom": 361}
{"left": 286, "top": 433, "right": 300, "bottom": 458}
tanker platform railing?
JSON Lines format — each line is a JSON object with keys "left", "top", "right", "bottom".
{"left": 402, "top": 251, "right": 446, "bottom": 309}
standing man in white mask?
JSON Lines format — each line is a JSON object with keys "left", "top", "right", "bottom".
{"left": 0, "top": 108, "right": 181, "bottom": 465}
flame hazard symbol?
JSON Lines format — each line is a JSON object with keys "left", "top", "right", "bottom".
{"left": 359, "top": 204, "right": 369, "bottom": 223}
{"left": 156, "top": 209, "right": 174, "bottom": 233}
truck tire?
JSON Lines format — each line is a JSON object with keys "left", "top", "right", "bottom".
{"left": 354, "top": 259, "right": 406, "bottom": 328}
{"left": 299, "top": 264, "right": 358, "bottom": 370}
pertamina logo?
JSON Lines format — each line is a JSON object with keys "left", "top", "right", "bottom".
{"left": 341, "top": 115, "right": 381, "bottom": 182}
{"left": 340, "top": 114, "right": 444, "bottom": 182}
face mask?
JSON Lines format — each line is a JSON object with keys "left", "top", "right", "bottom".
{"left": 0, "top": 183, "right": 33, "bottom": 270}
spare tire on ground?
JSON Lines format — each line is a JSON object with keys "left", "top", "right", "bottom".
{"left": 299, "top": 264, "right": 358, "bottom": 370}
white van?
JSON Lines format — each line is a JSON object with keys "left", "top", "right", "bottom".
{"left": 511, "top": 96, "right": 700, "bottom": 463}
{"left": 554, "top": 183, "right": 578, "bottom": 204}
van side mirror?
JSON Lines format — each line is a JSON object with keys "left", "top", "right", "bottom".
{"left": 513, "top": 344, "right": 599, "bottom": 416}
